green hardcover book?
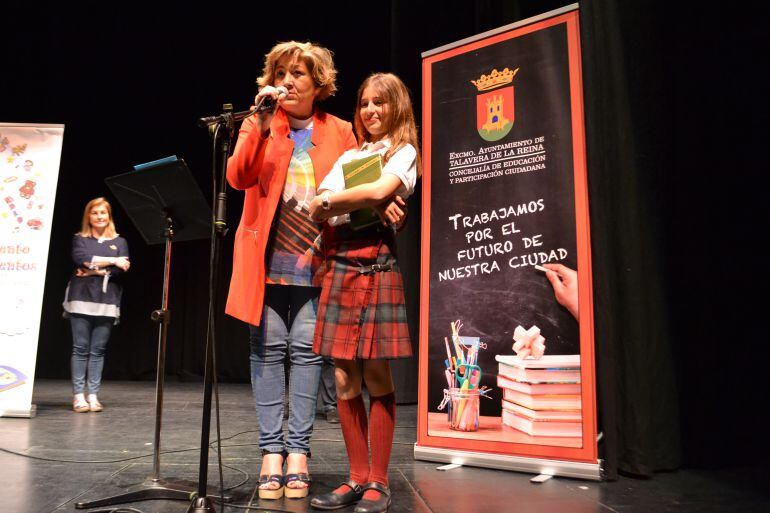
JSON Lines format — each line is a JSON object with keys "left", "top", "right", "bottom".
{"left": 341, "top": 153, "right": 383, "bottom": 230}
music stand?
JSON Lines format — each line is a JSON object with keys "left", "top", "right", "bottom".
{"left": 75, "top": 156, "right": 223, "bottom": 508}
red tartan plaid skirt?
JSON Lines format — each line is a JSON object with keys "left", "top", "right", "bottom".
{"left": 312, "top": 225, "right": 413, "bottom": 361}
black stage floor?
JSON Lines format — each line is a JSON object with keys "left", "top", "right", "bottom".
{"left": 1, "top": 381, "right": 766, "bottom": 513}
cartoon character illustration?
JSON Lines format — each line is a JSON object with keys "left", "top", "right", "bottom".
{"left": 5, "top": 196, "right": 24, "bottom": 224}
{"left": 27, "top": 218, "right": 42, "bottom": 230}
{"left": 12, "top": 144, "right": 27, "bottom": 156}
{"left": 23, "top": 160, "right": 33, "bottom": 171}
{"left": 0, "top": 136, "right": 8, "bottom": 152}
{"left": 19, "top": 180, "right": 36, "bottom": 199}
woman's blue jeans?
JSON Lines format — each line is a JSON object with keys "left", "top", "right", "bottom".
{"left": 70, "top": 314, "right": 113, "bottom": 394}
{"left": 249, "top": 285, "right": 323, "bottom": 456}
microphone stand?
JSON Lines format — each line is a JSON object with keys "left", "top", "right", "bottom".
{"left": 197, "top": 91, "right": 278, "bottom": 129}
{"left": 187, "top": 103, "right": 238, "bottom": 513}
{"left": 198, "top": 106, "right": 255, "bottom": 130}
{"left": 75, "top": 214, "right": 204, "bottom": 509}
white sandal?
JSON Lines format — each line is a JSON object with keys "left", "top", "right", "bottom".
{"left": 87, "top": 394, "right": 103, "bottom": 412}
{"left": 73, "top": 394, "right": 90, "bottom": 413}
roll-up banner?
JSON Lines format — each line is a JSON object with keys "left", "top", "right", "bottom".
{"left": 0, "top": 122, "right": 64, "bottom": 418}
{"left": 416, "top": 5, "right": 600, "bottom": 479}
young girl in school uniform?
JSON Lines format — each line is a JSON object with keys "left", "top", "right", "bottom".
{"left": 307, "top": 73, "right": 419, "bottom": 513}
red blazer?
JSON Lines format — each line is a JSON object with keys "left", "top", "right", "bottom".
{"left": 225, "top": 108, "right": 357, "bottom": 326}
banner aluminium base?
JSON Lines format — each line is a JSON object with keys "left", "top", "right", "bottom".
{"left": 414, "top": 444, "right": 602, "bottom": 481}
{"left": 0, "top": 404, "right": 37, "bottom": 418}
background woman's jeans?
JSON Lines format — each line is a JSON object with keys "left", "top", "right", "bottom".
{"left": 70, "top": 314, "right": 113, "bottom": 394}
{"left": 249, "top": 285, "right": 322, "bottom": 456}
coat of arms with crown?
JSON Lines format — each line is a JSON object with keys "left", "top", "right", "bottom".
{"left": 471, "top": 67, "right": 518, "bottom": 141}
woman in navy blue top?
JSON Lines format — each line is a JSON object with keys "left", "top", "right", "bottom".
{"left": 62, "top": 197, "right": 130, "bottom": 412}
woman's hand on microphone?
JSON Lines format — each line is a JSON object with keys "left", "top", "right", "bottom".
{"left": 252, "top": 86, "right": 287, "bottom": 136}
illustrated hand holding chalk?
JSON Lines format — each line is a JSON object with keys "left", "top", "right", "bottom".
{"left": 536, "top": 263, "right": 579, "bottom": 319}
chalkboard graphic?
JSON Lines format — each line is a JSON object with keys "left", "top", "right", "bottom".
{"left": 472, "top": 67, "right": 518, "bottom": 141}
{"left": 428, "top": 316, "right": 584, "bottom": 447}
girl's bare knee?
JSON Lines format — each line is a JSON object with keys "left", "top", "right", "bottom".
{"left": 363, "top": 361, "right": 394, "bottom": 395}
{"left": 335, "top": 360, "right": 362, "bottom": 399}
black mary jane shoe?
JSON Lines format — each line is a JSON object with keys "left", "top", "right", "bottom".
{"left": 310, "top": 480, "right": 364, "bottom": 510}
{"left": 353, "top": 482, "right": 391, "bottom": 513}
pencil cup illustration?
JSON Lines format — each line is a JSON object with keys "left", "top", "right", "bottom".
{"left": 449, "top": 387, "right": 480, "bottom": 432}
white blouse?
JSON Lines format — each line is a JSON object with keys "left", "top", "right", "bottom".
{"left": 318, "top": 138, "right": 417, "bottom": 225}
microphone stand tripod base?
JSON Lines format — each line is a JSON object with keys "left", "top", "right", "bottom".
{"left": 74, "top": 476, "right": 231, "bottom": 509}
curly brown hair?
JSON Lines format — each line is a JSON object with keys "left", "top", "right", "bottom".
{"left": 257, "top": 41, "right": 337, "bottom": 102}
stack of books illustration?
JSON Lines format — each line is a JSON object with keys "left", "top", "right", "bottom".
{"left": 495, "top": 354, "right": 582, "bottom": 437}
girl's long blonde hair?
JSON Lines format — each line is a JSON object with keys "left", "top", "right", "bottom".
{"left": 354, "top": 73, "right": 421, "bottom": 177}
{"left": 78, "top": 197, "right": 118, "bottom": 239}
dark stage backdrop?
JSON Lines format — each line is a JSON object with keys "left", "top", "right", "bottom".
{"left": 579, "top": 1, "right": 770, "bottom": 476}
{"left": 3, "top": 1, "right": 768, "bottom": 477}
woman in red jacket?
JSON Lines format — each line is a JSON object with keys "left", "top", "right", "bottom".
{"left": 225, "top": 41, "right": 356, "bottom": 500}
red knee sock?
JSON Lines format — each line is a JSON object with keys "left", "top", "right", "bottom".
{"left": 364, "top": 392, "right": 395, "bottom": 501}
{"left": 334, "top": 394, "right": 370, "bottom": 495}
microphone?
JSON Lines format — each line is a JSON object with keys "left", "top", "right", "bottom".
{"left": 197, "top": 87, "right": 289, "bottom": 128}
{"left": 255, "top": 86, "right": 288, "bottom": 113}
